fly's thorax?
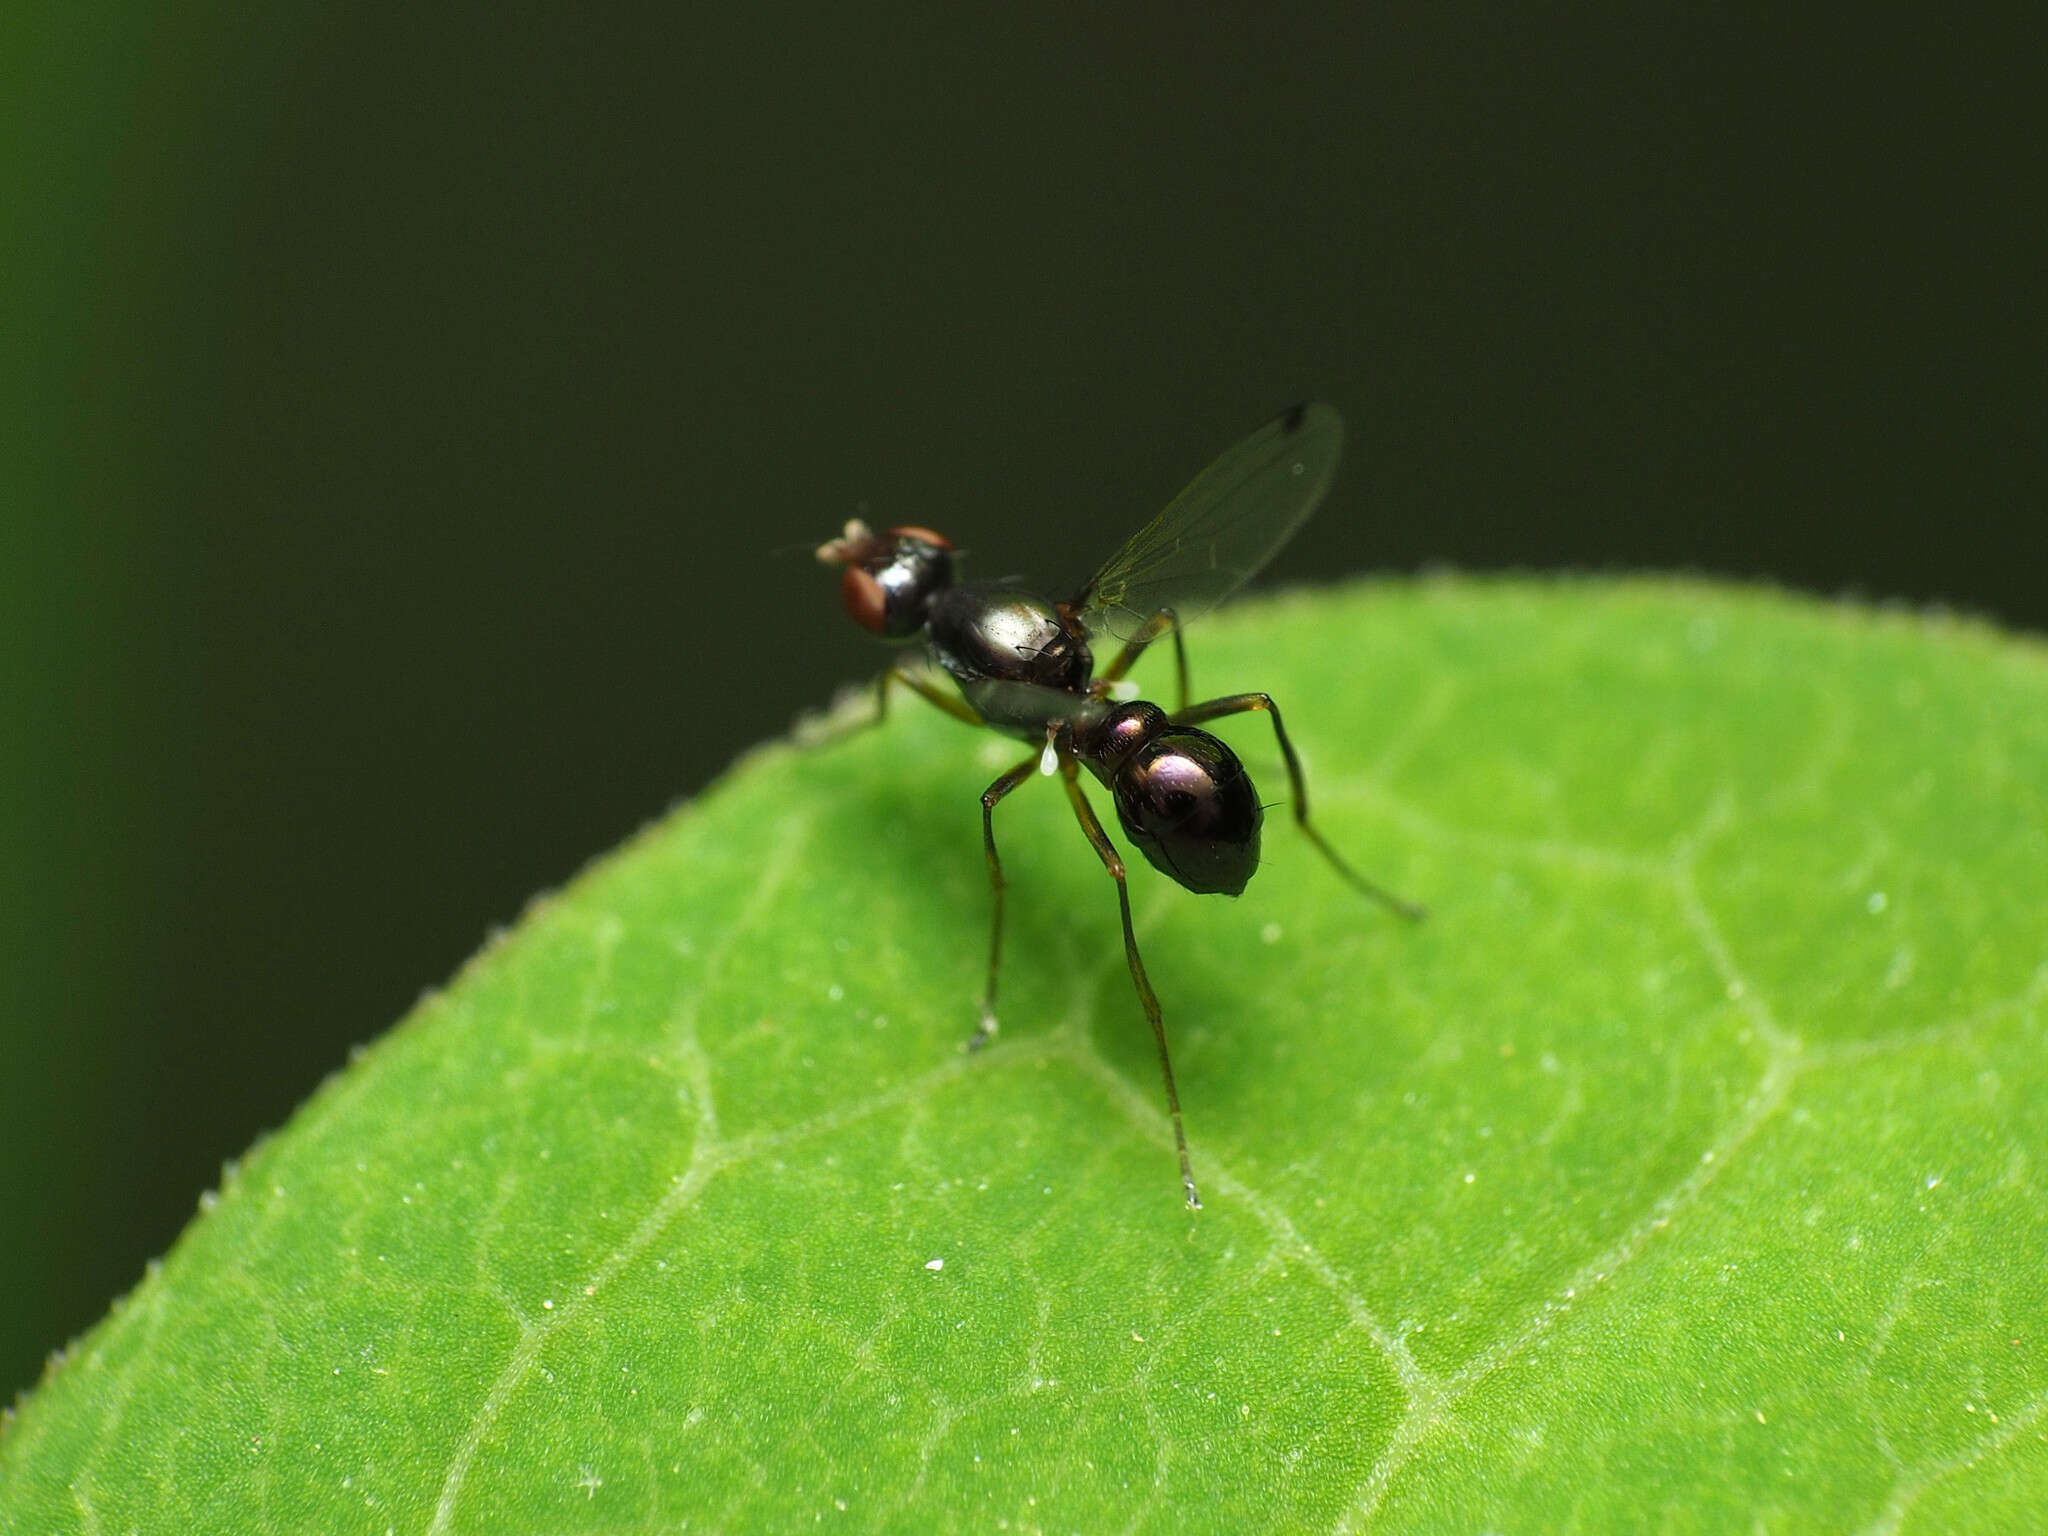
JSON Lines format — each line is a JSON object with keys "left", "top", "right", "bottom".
{"left": 1109, "top": 726, "right": 1263, "bottom": 897}
{"left": 815, "top": 521, "right": 954, "bottom": 639}
{"left": 925, "top": 584, "right": 1093, "bottom": 691}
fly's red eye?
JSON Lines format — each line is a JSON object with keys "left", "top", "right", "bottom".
{"left": 840, "top": 566, "right": 889, "bottom": 634}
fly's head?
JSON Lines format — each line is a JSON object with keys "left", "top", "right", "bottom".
{"left": 816, "top": 520, "right": 954, "bottom": 639}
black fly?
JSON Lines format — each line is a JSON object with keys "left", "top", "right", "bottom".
{"left": 818, "top": 404, "right": 1422, "bottom": 1207}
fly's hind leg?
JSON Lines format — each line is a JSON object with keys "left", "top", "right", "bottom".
{"left": 1055, "top": 752, "right": 1201, "bottom": 1209}
{"left": 1173, "top": 692, "right": 1427, "bottom": 922}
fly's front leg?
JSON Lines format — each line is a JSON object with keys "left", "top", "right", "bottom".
{"left": 1056, "top": 753, "right": 1201, "bottom": 1209}
{"left": 803, "top": 664, "right": 980, "bottom": 749}
{"left": 1173, "top": 692, "right": 1427, "bottom": 922}
{"left": 1096, "top": 607, "right": 1190, "bottom": 713}
{"left": 877, "top": 664, "right": 983, "bottom": 726}
{"left": 969, "top": 753, "right": 1041, "bottom": 1051}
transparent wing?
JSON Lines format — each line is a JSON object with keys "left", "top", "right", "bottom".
{"left": 1075, "top": 402, "right": 1345, "bottom": 641}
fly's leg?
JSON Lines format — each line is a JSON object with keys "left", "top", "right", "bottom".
{"left": 1095, "top": 607, "right": 1190, "bottom": 713}
{"left": 968, "top": 753, "right": 1041, "bottom": 1051}
{"left": 804, "top": 665, "right": 980, "bottom": 749}
{"left": 877, "top": 665, "right": 983, "bottom": 726}
{"left": 1056, "top": 752, "right": 1201, "bottom": 1209}
{"left": 1173, "top": 692, "right": 1427, "bottom": 922}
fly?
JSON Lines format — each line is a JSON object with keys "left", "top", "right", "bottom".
{"left": 817, "top": 403, "right": 1423, "bottom": 1208}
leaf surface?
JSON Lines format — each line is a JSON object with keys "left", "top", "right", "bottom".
{"left": 6, "top": 578, "right": 2047, "bottom": 1534}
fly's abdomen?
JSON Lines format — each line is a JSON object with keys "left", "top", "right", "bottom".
{"left": 1113, "top": 731, "right": 1263, "bottom": 896}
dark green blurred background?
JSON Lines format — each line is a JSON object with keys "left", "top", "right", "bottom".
{"left": 5, "top": 3, "right": 2042, "bottom": 1400}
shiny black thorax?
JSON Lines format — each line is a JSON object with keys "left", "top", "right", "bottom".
{"left": 925, "top": 583, "right": 1093, "bottom": 698}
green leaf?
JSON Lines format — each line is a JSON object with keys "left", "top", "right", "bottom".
{"left": 6, "top": 577, "right": 2046, "bottom": 1534}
